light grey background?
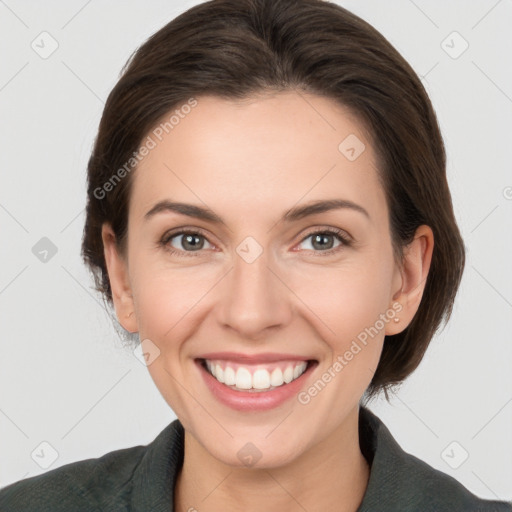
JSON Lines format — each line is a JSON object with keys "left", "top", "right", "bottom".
{"left": 1, "top": 0, "right": 511, "bottom": 501}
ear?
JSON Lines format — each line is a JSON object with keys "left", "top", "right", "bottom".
{"left": 101, "top": 223, "right": 138, "bottom": 333}
{"left": 386, "top": 224, "right": 434, "bottom": 335}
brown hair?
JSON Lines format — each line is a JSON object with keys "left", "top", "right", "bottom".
{"left": 81, "top": 0, "right": 465, "bottom": 402}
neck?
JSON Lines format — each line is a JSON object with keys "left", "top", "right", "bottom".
{"left": 174, "top": 406, "right": 370, "bottom": 512}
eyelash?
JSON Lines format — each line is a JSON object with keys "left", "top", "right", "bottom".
{"left": 159, "top": 227, "right": 352, "bottom": 258}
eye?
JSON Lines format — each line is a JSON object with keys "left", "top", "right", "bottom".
{"left": 296, "top": 228, "right": 351, "bottom": 255}
{"left": 160, "top": 229, "right": 214, "bottom": 257}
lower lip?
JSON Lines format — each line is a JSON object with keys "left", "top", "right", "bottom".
{"left": 196, "top": 359, "right": 317, "bottom": 412}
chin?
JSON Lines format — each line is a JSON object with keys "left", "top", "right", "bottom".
{"left": 198, "top": 426, "right": 310, "bottom": 470}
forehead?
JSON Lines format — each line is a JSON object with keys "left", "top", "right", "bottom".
{"left": 130, "top": 91, "right": 385, "bottom": 223}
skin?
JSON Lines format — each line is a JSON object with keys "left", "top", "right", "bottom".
{"left": 102, "top": 91, "right": 434, "bottom": 512}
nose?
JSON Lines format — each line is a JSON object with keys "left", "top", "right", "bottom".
{"left": 216, "top": 246, "right": 292, "bottom": 340}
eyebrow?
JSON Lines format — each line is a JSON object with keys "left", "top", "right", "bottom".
{"left": 144, "top": 198, "right": 370, "bottom": 225}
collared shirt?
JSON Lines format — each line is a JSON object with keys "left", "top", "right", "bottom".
{"left": 1, "top": 406, "right": 510, "bottom": 511}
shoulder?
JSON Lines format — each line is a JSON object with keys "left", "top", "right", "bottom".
{"left": 388, "top": 446, "right": 512, "bottom": 512}
{"left": 0, "top": 419, "right": 184, "bottom": 512}
{"left": 0, "top": 443, "right": 146, "bottom": 512}
{"left": 358, "top": 406, "right": 512, "bottom": 512}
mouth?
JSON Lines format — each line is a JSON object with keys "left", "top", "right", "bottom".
{"left": 194, "top": 351, "right": 319, "bottom": 411}
{"left": 198, "top": 358, "right": 316, "bottom": 393}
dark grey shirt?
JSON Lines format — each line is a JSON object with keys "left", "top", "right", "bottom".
{"left": 1, "top": 406, "right": 510, "bottom": 511}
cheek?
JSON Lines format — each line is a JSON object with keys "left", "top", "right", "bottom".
{"left": 130, "top": 265, "right": 215, "bottom": 417}
{"left": 288, "top": 254, "right": 394, "bottom": 401}
{"left": 132, "top": 265, "right": 210, "bottom": 342}
{"left": 290, "top": 255, "right": 394, "bottom": 342}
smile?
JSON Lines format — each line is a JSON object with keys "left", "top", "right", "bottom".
{"left": 202, "top": 359, "right": 309, "bottom": 392}
{"left": 195, "top": 353, "right": 318, "bottom": 411}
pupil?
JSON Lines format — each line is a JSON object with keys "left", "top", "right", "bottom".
{"left": 313, "top": 234, "right": 333, "bottom": 250}
{"left": 184, "top": 234, "right": 202, "bottom": 250}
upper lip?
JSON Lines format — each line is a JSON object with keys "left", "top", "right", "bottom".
{"left": 196, "top": 352, "right": 314, "bottom": 363}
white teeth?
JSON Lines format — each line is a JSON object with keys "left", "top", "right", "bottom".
{"left": 252, "top": 369, "right": 270, "bottom": 389}
{"left": 235, "top": 367, "right": 252, "bottom": 389}
{"left": 270, "top": 368, "right": 284, "bottom": 387}
{"left": 215, "top": 364, "right": 224, "bottom": 383}
{"left": 205, "top": 360, "right": 308, "bottom": 391}
{"left": 224, "top": 366, "right": 236, "bottom": 385}
{"left": 283, "top": 366, "right": 294, "bottom": 384}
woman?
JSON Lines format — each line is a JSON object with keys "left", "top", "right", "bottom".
{"left": 1, "top": 0, "right": 510, "bottom": 510}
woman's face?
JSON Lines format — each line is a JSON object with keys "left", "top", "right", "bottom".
{"left": 106, "top": 91, "right": 408, "bottom": 468}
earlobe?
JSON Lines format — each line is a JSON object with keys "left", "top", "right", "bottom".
{"left": 101, "top": 223, "right": 138, "bottom": 333}
{"left": 386, "top": 225, "right": 434, "bottom": 335}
